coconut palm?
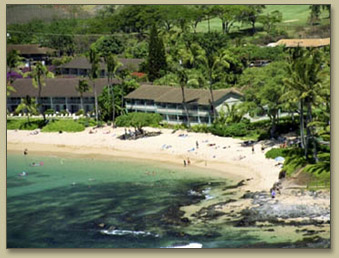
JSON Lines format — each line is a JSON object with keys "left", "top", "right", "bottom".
{"left": 15, "top": 96, "right": 38, "bottom": 123}
{"left": 76, "top": 79, "right": 90, "bottom": 112}
{"left": 23, "top": 62, "right": 54, "bottom": 121}
{"left": 283, "top": 47, "right": 328, "bottom": 161}
{"left": 104, "top": 53, "right": 122, "bottom": 126}
{"left": 87, "top": 47, "right": 100, "bottom": 122}
{"left": 196, "top": 49, "right": 231, "bottom": 120}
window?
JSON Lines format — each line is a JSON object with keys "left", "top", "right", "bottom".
{"left": 200, "top": 116, "right": 209, "bottom": 124}
{"left": 168, "top": 115, "right": 177, "bottom": 121}
{"left": 190, "top": 116, "right": 198, "bottom": 122}
{"left": 167, "top": 103, "right": 176, "bottom": 109}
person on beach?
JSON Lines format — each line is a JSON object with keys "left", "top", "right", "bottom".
{"left": 183, "top": 160, "right": 187, "bottom": 167}
{"left": 187, "top": 157, "right": 191, "bottom": 165}
{"left": 196, "top": 141, "right": 199, "bottom": 149}
{"left": 252, "top": 145, "right": 255, "bottom": 154}
{"left": 271, "top": 189, "right": 276, "bottom": 198}
{"left": 24, "top": 149, "right": 28, "bottom": 155}
{"left": 261, "top": 145, "right": 265, "bottom": 153}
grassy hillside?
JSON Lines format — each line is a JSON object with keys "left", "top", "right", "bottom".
{"left": 196, "top": 5, "right": 330, "bottom": 37}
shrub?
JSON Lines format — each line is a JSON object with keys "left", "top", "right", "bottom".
{"left": 41, "top": 119, "right": 85, "bottom": 132}
{"left": 77, "top": 118, "right": 97, "bottom": 127}
{"left": 189, "top": 124, "right": 210, "bottom": 133}
{"left": 45, "top": 109, "right": 55, "bottom": 115}
{"left": 115, "top": 113, "right": 163, "bottom": 129}
{"left": 7, "top": 118, "right": 45, "bottom": 130}
{"left": 265, "top": 148, "right": 286, "bottom": 159}
{"left": 210, "top": 122, "right": 248, "bottom": 137}
{"left": 76, "top": 109, "right": 85, "bottom": 116}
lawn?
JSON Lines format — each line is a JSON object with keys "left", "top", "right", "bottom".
{"left": 196, "top": 5, "right": 330, "bottom": 37}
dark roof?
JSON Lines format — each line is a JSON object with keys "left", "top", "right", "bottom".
{"left": 7, "top": 44, "right": 57, "bottom": 55}
{"left": 59, "top": 56, "right": 144, "bottom": 71}
{"left": 125, "top": 85, "right": 243, "bottom": 105}
{"left": 10, "top": 78, "right": 119, "bottom": 98}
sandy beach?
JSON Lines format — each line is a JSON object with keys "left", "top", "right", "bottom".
{"left": 7, "top": 126, "right": 282, "bottom": 192}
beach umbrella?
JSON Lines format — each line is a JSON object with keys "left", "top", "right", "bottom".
{"left": 274, "top": 156, "right": 285, "bottom": 162}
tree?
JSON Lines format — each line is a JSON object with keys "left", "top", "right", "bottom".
{"left": 177, "top": 65, "right": 191, "bottom": 127}
{"left": 45, "top": 19, "right": 75, "bottom": 56}
{"left": 6, "top": 49, "right": 23, "bottom": 96}
{"left": 189, "top": 6, "right": 205, "bottom": 33}
{"left": 196, "top": 49, "right": 231, "bottom": 119}
{"left": 321, "top": 5, "right": 330, "bottom": 18}
{"left": 238, "top": 5, "right": 266, "bottom": 34}
{"left": 147, "top": 24, "right": 167, "bottom": 81}
{"left": 75, "top": 79, "right": 90, "bottom": 111}
{"left": 309, "top": 5, "right": 321, "bottom": 25}
{"left": 23, "top": 62, "right": 54, "bottom": 121}
{"left": 15, "top": 96, "right": 38, "bottom": 123}
{"left": 258, "top": 10, "right": 282, "bottom": 34}
{"left": 239, "top": 61, "right": 288, "bottom": 138}
{"left": 104, "top": 53, "right": 122, "bottom": 126}
{"left": 212, "top": 5, "right": 244, "bottom": 34}
{"left": 87, "top": 46, "right": 100, "bottom": 122}
{"left": 283, "top": 47, "right": 329, "bottom": 160}
{"left": 92, "top": 36, "right": 125, "bottom": 56}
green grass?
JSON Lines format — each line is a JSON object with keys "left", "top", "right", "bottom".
{"left": 196, "top": 5, "right": 330, "bottom": 37}
{"left": 7, "top": 118, "right": 45, "bottom": 130}
{"left": 41, "top": 119, "right": 85, "bottom": 132}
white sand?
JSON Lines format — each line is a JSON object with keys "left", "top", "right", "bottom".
{"left": 7, "top": 126, "right": 282, "bottom": 192}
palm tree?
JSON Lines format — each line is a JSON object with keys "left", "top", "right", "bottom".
{"left": 76, "top": 79, "right": 90, "bottom": 112}
{"left": 23, "top": 62, "right": 54, "bottom": 121}
{"left": 196, "top": 49, "right": 230, "bottom": 120}
{"left": 104, "top": 54, "right": 122, "bottom": 126}
{"left": 283, "top": 47, "right": 327, "bottom": 161}
{"left": 87, "top": 47, "right": 100, "bottom": 122}
{"left": 177, "top": 64, "right": 191, "bottom": 127}
{"left": 15, "top": 96, "right": 38, "bottom": 123}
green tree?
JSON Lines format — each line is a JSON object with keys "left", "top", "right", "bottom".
{"left": 147, "top": 24, "right": 167, "bottom": 81}
{"left": 212, "top": 5, "right": 244, "bottom": 34}
{"left": 87, "top": 46, "right": 100, "bottom": 122}
{"left": 239, "top": 61, "right": 288, "bottom": 137}
{"left": 92, "top": 36, "right": 125, "bottom": 56}
{"left": 258, "top": 10, "right": 282, "bottom": 34}
{"left": 282, "top": 47, "right": 329, "bottom": 160}
{"left": 196, "top": 49, "right": 231, "bottom": 119}
{"left": 6, "top": 49, "right": 23, "bottom": 96}
{"left": 104, "top": 54, "right": 122, "bottom": 126}
{"left": 23, "top": 62, "right": 54, "bottom": 121}
{"left": 75, "top": 79, "right": 90, "bottom": 111}
{"left": 45, "top": 19, "right": 75, "bottom": 56}
{"left": 309, "top": 5, "right": 321, "bottom": 25}
{"left": 238, "top": 5, "right": 266, "bottom": 34}
{"left": 15, "top": 96, "right": 38, "bottom": 123}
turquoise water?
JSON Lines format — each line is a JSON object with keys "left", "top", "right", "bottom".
{"left": 7, "top": 153, "right": 327, "bottom": 248}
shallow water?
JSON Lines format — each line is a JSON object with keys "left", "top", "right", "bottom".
{"left": 7, "top": 153, "right": 329, "bottom": 248}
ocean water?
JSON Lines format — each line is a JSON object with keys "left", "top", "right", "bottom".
{"left": 7, "top": 153, "right": 328, "bottom": 248}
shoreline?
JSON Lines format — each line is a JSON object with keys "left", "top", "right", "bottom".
{"left": 7, "top": 126, "right": 281, "bottom": 192}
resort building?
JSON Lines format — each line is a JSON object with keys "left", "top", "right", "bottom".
{"left": 57, "top": 56, "right": 144, "bottom": 77}
{"left": 7, "top": 78, "right": 117, "bottom": 113}
{"left": 124, "top": 85, "right": 243, "bottom": 125}
{"left": 7, "top": 44, "right": 57, "bottom": 65}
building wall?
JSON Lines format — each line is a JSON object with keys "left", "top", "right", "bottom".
{"left": 125, "top": 94, "right": 243, "bottom": 125}
{"left": 7, "top": 97, "right": 95, "bottom": 114}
